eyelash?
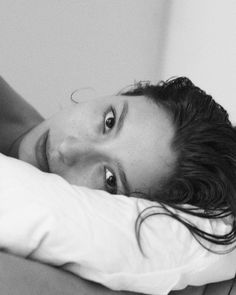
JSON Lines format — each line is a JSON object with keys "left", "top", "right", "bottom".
{"left": 103, "top": 106, "right": 117, "bottom": 194}
{"left": 104, "top": 167, "right": 117, "bottom": 194}
{"left": 103, "top": 106, "right": 116, "bottom": 133}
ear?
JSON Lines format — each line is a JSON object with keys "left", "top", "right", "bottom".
{"left": 70, "top": 87, "right": 97, "bottom": 103}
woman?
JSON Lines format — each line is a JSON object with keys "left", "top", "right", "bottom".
{"left": 5, "top": 75, "right": 236, "bottom": 247}
{"left": 0, "top": 75, "right": 236, "bottom": 294}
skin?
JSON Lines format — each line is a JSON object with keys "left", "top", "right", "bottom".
{"left": 18, "top": 94, "right": 176, "bottom": 197}
{"left": 2, "top": 76, "right": 232, "bottom": 295}
{"left": 0, "top": 76, "right": 43, "bottom": 156}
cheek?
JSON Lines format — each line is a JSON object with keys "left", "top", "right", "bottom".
{"left": 65, "top": 105, "right": 102, "bottom": 138}
{"left": 55, "top": 164, "right": 103, "bottom": 190}
{"left": 47, "top": 110, "right": 85, "bottom": 144}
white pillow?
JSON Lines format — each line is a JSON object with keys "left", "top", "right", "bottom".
{"left": 0, "top": 153, "right": 235, "bottom": 295}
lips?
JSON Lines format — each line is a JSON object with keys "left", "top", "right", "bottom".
{"left": 35, "top": 130, "right": 50, "bottom": 172}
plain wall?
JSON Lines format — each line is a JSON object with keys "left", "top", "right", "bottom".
{"left": 0, "top": 0, "right": 169, "bottom": 117}
{"left": 1, "top": 1, "right": 235, "bottom": 122}
{"left": 162, "top": 0, "right": 236, "bottom": 123}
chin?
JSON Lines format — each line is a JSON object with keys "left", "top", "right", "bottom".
{"left": 18, "top": 147, "right": 37, "bottom": 168}
{"left": 18, "top": 134, "right": 37, "bottom": 168}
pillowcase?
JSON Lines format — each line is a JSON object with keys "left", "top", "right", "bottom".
{"left": 0, "top": 153, "right": 235, "bottom": 295}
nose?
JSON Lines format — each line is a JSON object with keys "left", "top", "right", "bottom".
{"left": 57, "top": 136, "right": 105, "bottom": 166}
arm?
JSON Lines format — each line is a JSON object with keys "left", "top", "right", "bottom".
{"left": 170, "top": 286, "right": 205, "bottom": 295}
{"left": 170, "top": 280, "right": 236, "bottom": 295}
{"left": 0, "top": 76, "right": 43, "bottom": 155}
{"left": 1, "top": 253, "right": 236, "bottom": 295}
{"left": 0, "top": 252, "right": 133, "bottom": 295}
{"left": 203, "top": 279, "right": 236, "bottom": 295}
{"left": 2, "top": 252, "right": 235, "bottom": 295}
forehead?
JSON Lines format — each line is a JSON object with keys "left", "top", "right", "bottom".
{"left": 105, "top": 94, "right": 176, "bottom": 196}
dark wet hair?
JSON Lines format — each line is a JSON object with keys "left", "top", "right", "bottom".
{"left": 121, "top": 77, "right": 236, "bottom": 253}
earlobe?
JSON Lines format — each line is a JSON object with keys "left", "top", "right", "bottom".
{"left": 70, "top": 87, "right": 97, "bottom": 104}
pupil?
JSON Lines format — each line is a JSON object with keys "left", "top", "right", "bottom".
{"left": 107, "top": 176, "right": 116, "bottom": 187}
{"left": 106, "top": 118, "right": 114, "bottom": 128}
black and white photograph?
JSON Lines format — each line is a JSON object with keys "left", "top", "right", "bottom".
{"left": 0, "top": 1, "right": 236, "bottom": 294}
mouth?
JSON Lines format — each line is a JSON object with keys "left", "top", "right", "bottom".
{"left": 35, "top": 130, "right": 50, "bottom": 172}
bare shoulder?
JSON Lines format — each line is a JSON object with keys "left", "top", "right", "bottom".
{"left": 0, "top": 76, "right": 42, "bottom": 118}
{"left": 0, "top": 76, "right": 43, "bottom": 155}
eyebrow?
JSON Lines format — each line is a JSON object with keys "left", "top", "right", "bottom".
{"left": 115, "top": 101, "right": 131, "bottom": 195}
{"left": 116, "top": 101, "right": 129, "bottom": 137}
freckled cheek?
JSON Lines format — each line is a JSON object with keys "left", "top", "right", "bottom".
{"left": 53, "top": 163, "right": 103, "bottom": 190}
{"left": 49, "top": 118, "right": 87, "bottom": 145}
{"left": 120, "top": 139, "right": 145, "bottom": 167}
{"left": 67, "top": 111, "right": 101, "bottom": 139}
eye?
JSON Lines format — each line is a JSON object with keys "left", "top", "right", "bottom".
{"left": 104, "top": 167, "right": 117, "bottom": 194}
{"left": 104, "top": 108, "right": 116, "bottom": 133}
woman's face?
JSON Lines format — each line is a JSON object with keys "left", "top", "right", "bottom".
{"left": 19, "top": 94, "right": 175, "bottom": 196}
